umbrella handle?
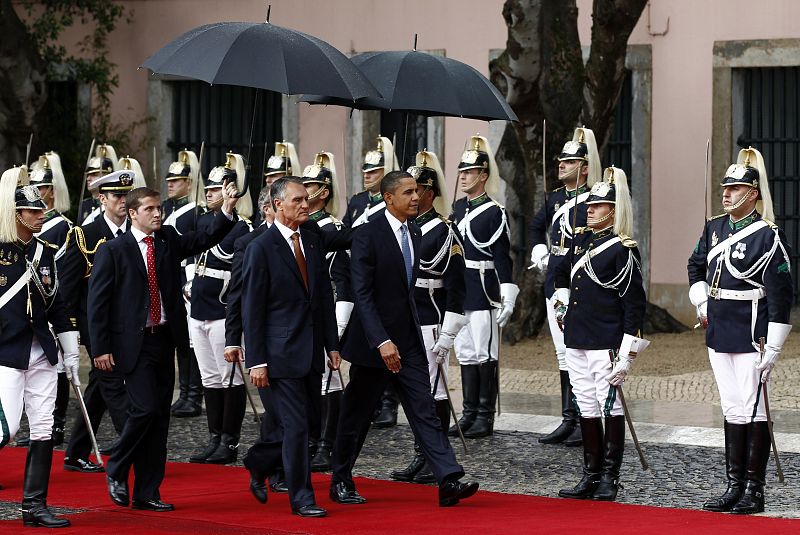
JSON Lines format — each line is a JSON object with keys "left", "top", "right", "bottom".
{"left": 236, "top": 89, "right": 262, "bottom": 199}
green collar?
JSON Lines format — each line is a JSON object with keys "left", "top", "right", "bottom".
{"left": 43, "top": 210, "right": 58, "bottom": 222}
{"left": 308, "top": 210, "right": 327, "bottom": 222}
{"left": 729, "top": 210, "right": 759, "bottom": 231}
{"left": 369, "top": 192, "right": 383, "bottom": 204}
{"left": 565, "top": 183, "right": 588, "bottom": 199}
{"left": 468, "top": 192, "right": 489, "bottom": 207}
{"left": 415, "top": 209, "right": 438, "bottom": 226}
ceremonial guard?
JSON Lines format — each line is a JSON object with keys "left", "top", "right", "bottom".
{"left": 301, "top": 152, "right": 353, "bottom": 472}
{"left": 688, "top": 147, "right": 793, "bottom": 515}
{"left": 118, "top": 156, "right": 149, "bottom": 188}
{"left": 343, "top": 136, "right": 401, "bottom": 427}
{"left": 450, "top": 135, "right": 518, "bottom": 439}
{"left": 79, "top": 144, "right": 118, "bottom": 225}
{"left": 189, "top": 152, "right": 253, "bottom": 465}
{"left": 0, "top": 166, "right": 78, "bottom": 528}
{"left": 162, "top": 150, "right": 204, "bottom": 417}
{"left": 61, "top": 170, "right": 133, "bottom": 474}
{"left": 529, "top": 127, "right": 601, "bottom": 447}
{"left": 28, "top": 152, "right": 74, "bottom": 447}
{"left": 257, "top": 141, "right": 300, "bottom": 227}
{"left": 391, "top": 150, "right": 466, "bottom": 483}
{"left": 554, "top": 166, "right": 647, "bottom": 502}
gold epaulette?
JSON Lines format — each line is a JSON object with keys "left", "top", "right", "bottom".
{"left": 573, "top": 226, "right": 590, "bottom": 235}
{"left": 240, "top": 216, "right": 252, "bottom": 225}
{"left": 438, "top": 214, "right": 453, "bottom": 225}
{"left": 35, "top": 237, "right": 59, "bottom": 250}
{"left": 618, "top": 234, "right": 638, "bottom": 248}
{"left": 763, "top": 218, "right": 778, "bottom": 229}
{"left": 707, "top": 213, "right": 727, "bottom": 221}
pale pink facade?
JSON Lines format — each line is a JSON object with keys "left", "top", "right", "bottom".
{"left": 57, "top": 0, "right": 800, "bottom": 323}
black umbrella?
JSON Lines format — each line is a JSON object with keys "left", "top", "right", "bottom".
{"left": 141, "top": 21, "right": 380, "bottom": 101}
{"left": 300, "top": 50, "right": 517, "bottom": 122}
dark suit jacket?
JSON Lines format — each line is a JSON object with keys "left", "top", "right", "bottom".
{"left": 225, "top": 223, "right": 268, "bottom": 348}
{"left": 88, "top": 214, "right": 235, "bottom": 373}
{"left": 341, "top": 213, "right": 424, "bottom": 368}
{"left": 241, "top": 224, "right": 338, "bottom": 378}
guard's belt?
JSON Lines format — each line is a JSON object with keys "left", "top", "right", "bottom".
{"left": 709, "top": 287, "right": 766, "bottom": 301}
{"left": 415, "top": 278, "right": 444, "bottom": 289}
{"left": 465, "top": 259, "right": 494, "bottom": 270}
{"left": 195, "top": 266, "right": 230, "bottom": 280}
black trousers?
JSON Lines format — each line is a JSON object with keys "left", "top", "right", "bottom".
{"left": 244, "top": 372, "right": 321, "bottom": 509}
{"left": 106, "top": 328, "right": 175, "bottom": 501}
{"left": 331, "top": 348, "right": 464, "bottom": 488}
{"left": 65, "top": 340, "right": 129, "bottom": 460}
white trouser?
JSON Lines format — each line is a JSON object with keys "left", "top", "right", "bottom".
{"left": 545, "top": 296, "right": 567, "bottom": 370}
{"left": 189, "top": 317, "right": 243, "bottom": 388}
{"left": 708, "top": 349, "right": 767, "bottom": 424}
{"left": 0, "top": 338, "right": 57, "bottom": 445}
{"left": 321, "top": 362, "right": 344, "bottom": 394}
{"left": 422, "top": 324, "right": 449, "bottom": 401}
{"left": 455, "top": 309, "right": 499, "bottom": 365}
{"left": 565, "top": 348, "right": 623, "bottom": 418}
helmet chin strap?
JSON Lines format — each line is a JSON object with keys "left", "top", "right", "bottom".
{"left": 461, "top": 171, "right": 485, "bottom": 194}
{"left": 558, "top": 164, "right": 580, "bottom": 182}
{"left": 206, "top": 195, "right": 223, "bottom": 211}
{"left": 16, "top": 212, "right": 40, "bottom": 232}
{"left": 588, "top": 207, "right": 615, "bottom": 228}
{"left": 307, "top": 185, "right": 327, "bottom": 201}
{"left": 724, "top": 187, "right": 756, "bottom": 214}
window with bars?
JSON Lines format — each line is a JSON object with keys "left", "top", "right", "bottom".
{"left": 603, "top": 71, "right": 633, "bottom": 180}
{"left": 735, "top": 67, "right": 799, "bottom": 303}
{"left": 380, "top": 111, "right": 428, "bottom": 170}
{"left": 169, "top": 82, "right": 282, "bottom": 198}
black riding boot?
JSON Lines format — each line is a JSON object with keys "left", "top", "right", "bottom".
{"left": 731, "top": 421, "right": 770, "bottom": 514}
{"left": 391, "top": 442, "right": 426, "bottom": 482}
{"left": 373, "top": 384, "right": 399, "bottom": 428}
{"left": 206, "top": 385, "right": 246, "bottom": 464}
{"left": 311, "top": 391, "right": 342, "bottom": 472}
{"left": 435, "top": 399, "right": 451, "bottom": 435}
{"left": 448, "top": 365, "right": 479, "bottom": 437}
{"left": 703, "top": 421, "right": 747, "bottom": 512}
{"left": 464, "top": 361, "right": 497, "bottom": 438}
{"left": 51, "top": 372, "right": 69, "bottom": 446}
{"left": 190, "top": 387, "right": 224, "bottom": 463}
{"left": 22, "top": 440, "right": 70, "bottom": 528}
{"left": 539, "top": 370, "right": 579, "bottom": 445}
{"left": 592, "top": 415, "right": 625, "bottom": 501}
{"left": 559, "top": 417, "right": 603, "bottom": 499}
{"left": 173, "top": 346, "right": 203, "bottom": 417}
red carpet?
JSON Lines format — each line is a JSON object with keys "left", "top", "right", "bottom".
{"left": 0, "top": 447, "right": 797, "bottom": 534}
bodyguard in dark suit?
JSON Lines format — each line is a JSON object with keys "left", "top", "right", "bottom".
{"left": 61, "top": 172, "right": 131, "bottom": 473}
{"left": 330, "top": 171, "right": 479, "bottom": 508}
{"left": 241, "top": 177, "right": 340, "bottom": 518}
{"left": 89, "top": 181, "right": 240, "bottom": 511}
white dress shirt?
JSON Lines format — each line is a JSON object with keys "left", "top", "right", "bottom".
{"left": 273, "top": 219, "right": 305, "bottom": 257}
{"left": 103, "top": 214, "right": 127, "bottom": 237}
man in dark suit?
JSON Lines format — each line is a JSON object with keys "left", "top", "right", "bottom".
{"left": 330, "top": 171, "right": 479, "bottom": 507}
{"left": 61, "top": 170, "right": 131, "bottom": 473}
{"left": 88, "top": 180, "right": 239, "bottom": 511}
{"left": 241, "top": 177, "right": 340, "bottom": 518}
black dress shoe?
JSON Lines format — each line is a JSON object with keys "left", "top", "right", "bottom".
{"left": 329, "top": 481, "right": 367, "bottom": 504}
{"left": 132, "top": 499, "right": 175, "bottom": 512}
{"left": 22, "top": 504, "right": 70, "bottom": 528}
{"left": 292, "top": 504, "right": 327, "bottom": 517}
{"left": 173, "top": 401, "right": 202, "bottom": 418}
{"left": 249, "top": 476, "right": 268, "bottom": 504}
{"left": 390, "top": 454, "right": 425, "bottom": 482}
{"left": 270, "top": 480, "right": 289, "bottom": 493}
{"left": 106, "top": 476, "right": 129, "bottom": 507}
{"left": 412, "top": 463, "right": 437, "bottom": 484}
{"left": 439, "top": 479, "right": 479, "bottom": 507}
{"left": 64, "top": 457, "right": 105, "bottom": 473}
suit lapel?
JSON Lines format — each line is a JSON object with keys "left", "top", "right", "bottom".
{"left": 154, "top": 231, "right": 167, "bottom": 272}
{"left": 124, "top": 232, "right": 147, "bottom": 280}
{"left": 269, "top": 225, "right": 307, "bottom": 292}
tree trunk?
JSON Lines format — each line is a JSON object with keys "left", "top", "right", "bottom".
{"left": 0, "top": 0, "right": 47, "bottom": 170}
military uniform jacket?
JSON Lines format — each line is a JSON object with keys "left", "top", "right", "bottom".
{"left": 191, "top": 212, "right": 251, "bottom": 321}
{"left": 451, "top": 193, "right": 513, "bottom": 311}
{"left": 57, "top": 217, "right": 118, "bottom": 345}
{"left": 529, "top": 185, "right": 589, "bottom": 298}
{"left": 310, "top": 210, "right": 353, "bottom": 303}
{"left": 343, "top": 191, "right": 385, "bottom": 228}
{"left": 79, "top": 198, "right": 102, "bottom": 225}
{"left": 413, "top": 209, "right": 466, "bottom": 326}
{"left": 0, "top": 238, "right": 72, "bottom": 369}
{"left": 36, "top": 211, "right": 73, "bottom": 260}
{"left": 687, "top": 211, "right": 793, "bottom": 353}
{"left": 162, "top": 197, "right": 202, "bottom": 236}
{"left": 554, "top": 227, "right": 646, "bottom": 350}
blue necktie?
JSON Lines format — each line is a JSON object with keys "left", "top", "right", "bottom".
{"left": 400, "top": 224, "right": 413, "bottom": 287}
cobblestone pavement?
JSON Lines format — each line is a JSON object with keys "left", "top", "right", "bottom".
{"left": 3, "top": 405, "right": 800, "bottom": 521}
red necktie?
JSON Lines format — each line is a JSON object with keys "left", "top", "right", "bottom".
{"left": 144, "top": 236, "right": 161, "bottom": 325}
{"left": 290, "top": 232, "right": 309, "bottom": 291}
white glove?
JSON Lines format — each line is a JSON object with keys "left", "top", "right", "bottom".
{"left": 756, "top": 322, "right": 792, "bottom": 383}
{"left": 432, "top": 312, "right": 468, "bottom": 364}
{"left": 336, "top": 301, "right": 354, "bottom": 339}
{"left": 689, "top": 281, "right": 709, "bottom": 330}
{"left": 183, "top": 264, "right": 196, "bottom": 302}
{"left": 496, "top": 283, "right": 520, "bottom": 328}
{"left": 553, "top": 288, "right": 570, "bottom": 331}
{"left": 607, "top": 357, "right": 633, "bottom": 386}
{"left": 57, "top": 331, "right": 81, "bottom": 387}
{"left": 529, "top": 243, "right": 550, "bottom": 271}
